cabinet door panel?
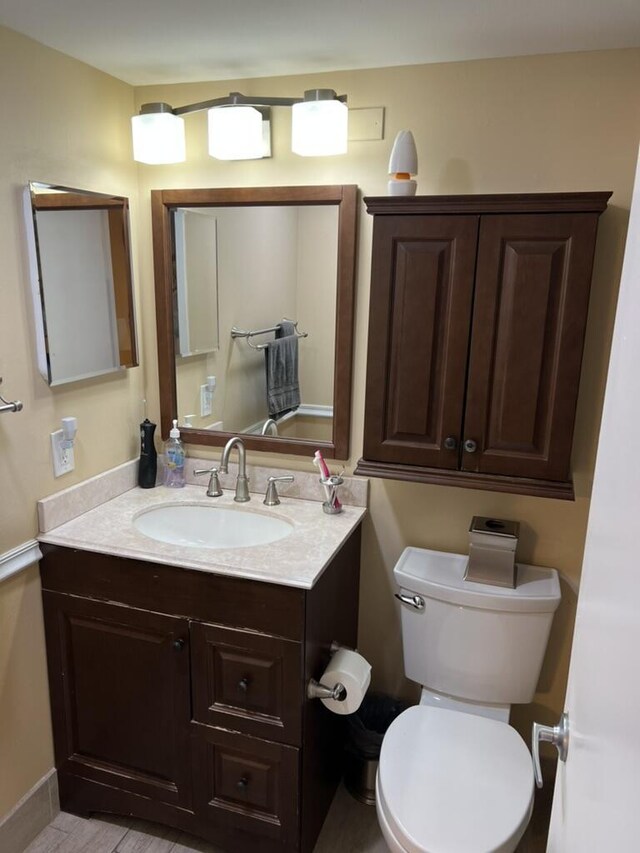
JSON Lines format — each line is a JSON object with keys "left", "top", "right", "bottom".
{"left": 464, "top": 213, "right": 599, "bottom": 480}
{"left": 363, "top": 215, "right": 478, "bottom": 467}
{"left": 191, "top": 723, "right": 298, "bottom": 848}
{"left": 43, "top": 591, "right": 192, "bottom": 809}
{"left": 191, "top": 622, "right": 302, "bottom": 745}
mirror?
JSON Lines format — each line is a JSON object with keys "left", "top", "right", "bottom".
{"left": 174, "top": 208, "right": 220, "bottom": 357}
{"left": 152, "top": 185, "right": 357, "bottom": 458}
{"left": 24, "top": 182, "right": 138, "bottom": 386}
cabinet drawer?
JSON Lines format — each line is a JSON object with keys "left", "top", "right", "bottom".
{"left": 191, "top": 722, "right": 299, "bottom": 848}
{"left": 191, "top": 622, "right": 302, "bottom": 745}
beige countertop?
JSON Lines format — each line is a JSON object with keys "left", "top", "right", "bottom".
{"left": 38, "top": 484, "right": 367, "bottom": 589}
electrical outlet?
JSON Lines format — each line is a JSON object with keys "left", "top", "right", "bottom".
{"left": 200, "top": 384, "right": 213, "bottom": 417}
{"left": 50, "top": 429, "right": 75, "bottom": 477}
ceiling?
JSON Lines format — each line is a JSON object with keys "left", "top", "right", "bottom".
{"left": 1, "top": 0, "right": 639, "bottom": 86}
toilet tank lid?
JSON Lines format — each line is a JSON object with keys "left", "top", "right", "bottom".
{"left": 394, "top": 547, "right": 561, "bottom": 613}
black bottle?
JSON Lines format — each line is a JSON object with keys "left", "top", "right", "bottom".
{"left": 138, "top": 419, "right": 158, "bottom": 488}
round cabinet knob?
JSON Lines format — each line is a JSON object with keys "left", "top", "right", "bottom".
{"left": 463, "top": 439, "right": 478, "bottom": 453}
{"left": 172, "top": 638, "right": 185, "bottom": 651}
{"left": 443, "top": 436, "right": 458, "bottom": 451}
{"left": 236, "top": 776, "right": 249, "bottom": 791}
{"left": 238, "top": 677, "right": 250, "bottom": 692}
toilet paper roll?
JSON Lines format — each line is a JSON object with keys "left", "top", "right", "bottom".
{"left": 319, "top": 648, "right": 371, "bottom": 715}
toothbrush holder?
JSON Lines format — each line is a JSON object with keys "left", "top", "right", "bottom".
{"left": 321, "top": 475, "right": 344, "bottom": 515}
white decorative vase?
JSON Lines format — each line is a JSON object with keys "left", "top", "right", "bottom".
{"left": 388, "top": 130, "right": 418, "bottom": 196}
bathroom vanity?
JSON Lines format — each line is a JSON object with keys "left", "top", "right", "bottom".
{"left": 38, "top": 484, "right": 365, "bottom": 853}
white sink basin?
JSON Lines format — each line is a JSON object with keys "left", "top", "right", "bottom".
{"left": 133, "top": 504, "right": 294, "bottom": 549}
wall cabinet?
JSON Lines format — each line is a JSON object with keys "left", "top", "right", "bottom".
{"left": 40, "top": 526, "right": 361, "bottom": 853}
{"left": 355, "top": 193, "right": 611, "bottom": 499}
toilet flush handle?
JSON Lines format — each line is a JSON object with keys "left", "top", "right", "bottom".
{"left": 531, "top": 712, "right": 569, "bottom": 788}
{"left": 394, "top": 592, "right": 425, "bottom": 611}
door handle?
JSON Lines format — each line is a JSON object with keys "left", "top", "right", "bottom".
{"left": 531, "top": 712, "right": 569, "bottom": 788}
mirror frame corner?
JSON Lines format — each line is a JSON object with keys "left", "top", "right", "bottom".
{"left": 151, "top": 184, "right": 358, "bottom": 459}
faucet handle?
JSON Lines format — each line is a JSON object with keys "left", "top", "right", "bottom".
{"left": 194, "top": 467, "right": 223, "bottom": 497}
{"left": 264, "top": 475, "right": 295, "bottom": 506}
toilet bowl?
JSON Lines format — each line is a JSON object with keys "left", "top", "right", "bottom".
{"left": 379, "top": 547, "right": 561, "bottom": 853}
{"left": 376, "top": 706, "right": 533, "bottom": 853}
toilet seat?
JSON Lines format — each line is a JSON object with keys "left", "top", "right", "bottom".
{"left": 377, "top": 706, "right": 534, "bottom": 853}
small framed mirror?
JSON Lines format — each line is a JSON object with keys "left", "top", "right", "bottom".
{"left": 152, "top": 185, "right": 357, "bottom": 458}
{"left": 24, "top": 181, "right": 138, "bottom": 386}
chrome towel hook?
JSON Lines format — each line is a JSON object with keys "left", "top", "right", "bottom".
{"left": 0, "top": 378, "right": 23, "bottom": 414}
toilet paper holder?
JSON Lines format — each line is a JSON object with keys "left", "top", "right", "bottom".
{"left": 306, "top": 640, "right": 352, "bottom": 702}
{"left": 307, "top": 680, "right": 347, "bottom": 702}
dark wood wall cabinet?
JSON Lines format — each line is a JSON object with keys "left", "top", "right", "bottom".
{"left": 40, "top": 527, "right": 361, "bottom": 853}
{"left": 355, "top": 192, "right": 611, "bottom": 500}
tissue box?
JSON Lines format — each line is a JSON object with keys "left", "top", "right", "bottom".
{"left": 464, "top": 516, "right": 520, "bottom": 588}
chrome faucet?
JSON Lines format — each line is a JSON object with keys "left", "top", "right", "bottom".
{"left": 219, "top": 437, "right": 250, "bottom": 502}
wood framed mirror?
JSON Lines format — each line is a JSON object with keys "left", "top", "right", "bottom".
{"left": 152, "top": 185, "right": 358, "bottom": 458}
{"left": 25, "top": 182, "right": 138, "bottom": 386}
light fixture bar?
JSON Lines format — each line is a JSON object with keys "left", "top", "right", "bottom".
{"left": 168, "top": 89, "right": 347, "bottom": 117}
{"left": 132, "top": 90, "right": 348, "bottom": 163}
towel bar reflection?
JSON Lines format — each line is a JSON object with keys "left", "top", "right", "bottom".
{"left": 231, "top": 319, "right": 308, "bottom": 350}
{"left": 0, "top": 378, "right": 23, "bottom": 413}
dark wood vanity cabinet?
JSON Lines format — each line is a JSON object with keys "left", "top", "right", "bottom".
{"left": 356, "top": 193, "right": 611, "bottom": 499}
{"left": 40, "top": 526, "right": 361, "bottom": 853}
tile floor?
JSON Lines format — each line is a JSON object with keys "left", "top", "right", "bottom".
{"left": 23, "top": 781, "right": 550, "bottom": 852}
{"left": 23, "top": 785, "right": 387, "bottom": 853}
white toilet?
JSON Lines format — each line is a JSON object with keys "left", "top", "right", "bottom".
{"left": 377, "top": 547, "right": 561, "bottom": 853}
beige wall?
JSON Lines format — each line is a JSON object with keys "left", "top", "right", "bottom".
{"left": 136, "top": 49, "right": 640, "bottom": 742}
{"left": 0, "top": 26, "right": 141, "bottom": 818}
{"left": 1, "top": 34, "right": 639, "bottom": 822}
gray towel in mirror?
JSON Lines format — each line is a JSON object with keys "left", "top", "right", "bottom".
{"left": 276, "top": 320, "right": 296, "bottom": 339}
{"left": 265, "top": 323, "right": 300, "bottom": 418}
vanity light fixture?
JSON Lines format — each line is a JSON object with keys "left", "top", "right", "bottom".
{"left": 207, "top": 105, "right": 265, "bottom": 161}
{"left": 291, "top": 89, "right": 348, "bottom": 156}
{"left": 131, "top": 103, "right": 186, "bottom": 164}
{"left": 131, "top": 89, "right": 348, "bottom": 163}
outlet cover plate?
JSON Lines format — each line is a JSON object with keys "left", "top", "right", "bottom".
{"left": 50, "top": 429, "right": 75, "bottom": 477}
{"left": 200, "top": 384, "right": 213, "bottom": 417}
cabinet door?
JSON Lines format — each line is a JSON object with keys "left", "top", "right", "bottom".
{"left": 363, "top": 215, "right": 478, "bottom": 467}
{"left": 463, "top": 212, "right": 600, "bottom": 481}
{"left": 191, "top": 622, "right": 302, "bottom": 745}
{"left": 43, "top": 591, "right": 192, "bottom": 809}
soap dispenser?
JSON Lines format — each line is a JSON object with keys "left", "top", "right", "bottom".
{"left": 163, "top": 419, "right": 186, "bottom": 488}
{"left": 137, "top": 418, "right": 157, "bottom": 488}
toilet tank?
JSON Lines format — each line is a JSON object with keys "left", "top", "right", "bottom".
{"left": 394, "top": 547, "right": 561, "bottom": 705}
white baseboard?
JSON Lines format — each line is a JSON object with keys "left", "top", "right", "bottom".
{"left": 0, "top": 769, "right": 58, "bottom": 853}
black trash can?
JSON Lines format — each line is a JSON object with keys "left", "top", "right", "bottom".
{"left": 344, "top": 692, "right": 407, "bottom": 805}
